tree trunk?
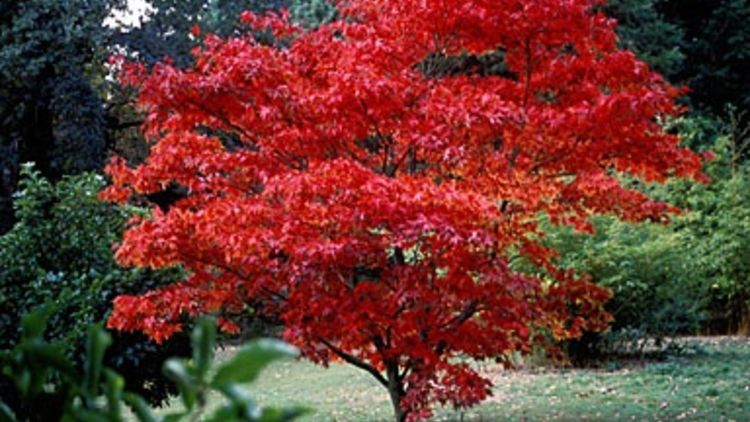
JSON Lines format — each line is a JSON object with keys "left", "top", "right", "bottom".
{"left": 738, "top": 298, "right": 750, "bottom": 336}
{"left": 386, "top": 362, "right": 408, "bottom": 422}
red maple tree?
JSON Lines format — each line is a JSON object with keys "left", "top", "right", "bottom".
{"left": 103, "top": 1, "right": 706, "bottom": 420}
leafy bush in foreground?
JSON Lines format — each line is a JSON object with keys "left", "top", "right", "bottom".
{"left": 0, "top": 310, "right": 307, "bottom": 422}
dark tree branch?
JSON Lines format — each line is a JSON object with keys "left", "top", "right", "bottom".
{"left": 179, "top": 250, "right": 289, "bottom": 302}
{"left": 112, "top": 119, "right": 145, "bottom": 130}
{"left": 319, "top": 338, "right": 388, "bottom": 387}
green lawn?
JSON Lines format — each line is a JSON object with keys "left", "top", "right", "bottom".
{"left": 160, "top": 337, "right": 750, "bottom": 422}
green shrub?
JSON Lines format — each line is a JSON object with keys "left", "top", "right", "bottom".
{"left": 0, "top": 309, "right": 307, "bottom": 422}
{"left": 677, "top": 141, "right": 750, "bottom": 334}
{"left": 0, "top": 164, "right": 190, "bottom": 405}
{"left": 657, "top": 112, "right": 750, "bottom": 334}
{"left": 543, "top": 216, "right": 706, "bottom": 362}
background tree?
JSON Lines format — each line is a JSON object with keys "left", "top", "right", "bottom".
{"left": 0, "top": 0, "right": 124, "bottom": 233}
{"left": 660, "top": 0, "right": 750, "bottom": 114}
{"left": 610, "top": 0, "right": 750, "bottom": 116}
{"left": 605, "top": 0, "right": 684, "bottom": 79}
{"left": 101, "top": 1, "right": 705, "bottom": 420}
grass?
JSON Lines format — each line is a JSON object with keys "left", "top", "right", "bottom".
{"left": 159, "top": 337, "right": 750, "bottom": 421}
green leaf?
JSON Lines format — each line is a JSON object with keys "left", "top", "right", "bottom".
{"left": 68, "top": 407, "right": 109, "bottom": 422}
{"left": 20, "top": 308, "right": 51, "bottom": 340}
{"left": 162, "top": 412, "right": 188, "bottom": 422}
{"left": 103, "top": 369, "right": 124, "bottom": 419}
{"left": 18, "top": 341, "right": 76, "bottom": 379}
{"left": 82, "top": 325, "right": 112, "bottom": 404}
{"left": 192, "top": 317, "right": 216, "bottom": 378}
{"left": 0, "top": 402, "right": 16, "bottom": 422}
{"left": 257, "top": 406, "right": 312, "bottom": 422}
{"left": 217, "top": 383, "right": 258, "bottom": 420}
{"left": 123, "top": 393, "right": 159, "bottom": 422}
{"left": 163, "top": 359, "right": 198, "bottom": 411}
{"left": 16, "top": 370, "right": 31, "bottom": 398}
{"left": 211, "top": 339, "right": 298, "bottom": 388}
{"left": 203, "top": 406, "right": 240, "bottom": 422}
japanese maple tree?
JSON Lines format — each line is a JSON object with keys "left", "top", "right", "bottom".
{"left": 103, "top": 1, "right": 706, "bottom": 420}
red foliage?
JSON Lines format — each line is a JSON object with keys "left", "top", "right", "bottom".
{"left": 103, "top": 1, "right": 705, "bottom": 420}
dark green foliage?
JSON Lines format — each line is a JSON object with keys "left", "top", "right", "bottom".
{"left": 112, "top": 0, "right": 290, "bottom": 68}
{"left": 48, "top": 68, "right": 108, "bottom": 174}
{"left": 0, "top": 310, "right": 308, "bottom": 422}
{"left": 0, "top": 0, "right": 116, "bottom": 166}
{"left": 0, "top": 0, "right": 123, "bottom": 233}
{"left": 605, "top": 0, "right": 685, "bottom": 78}
{"left": 0, "top": 165, "right": 190, "bottom": 405}
{"left": 661, "top": 0, "right": 750, "bottom": 114}
{"left": 610, "top": 0, "right": 750, "bottom": 115}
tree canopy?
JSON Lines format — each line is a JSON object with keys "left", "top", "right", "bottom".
{"left": 0, "top": 0, "right": 121, "bottom": 232}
